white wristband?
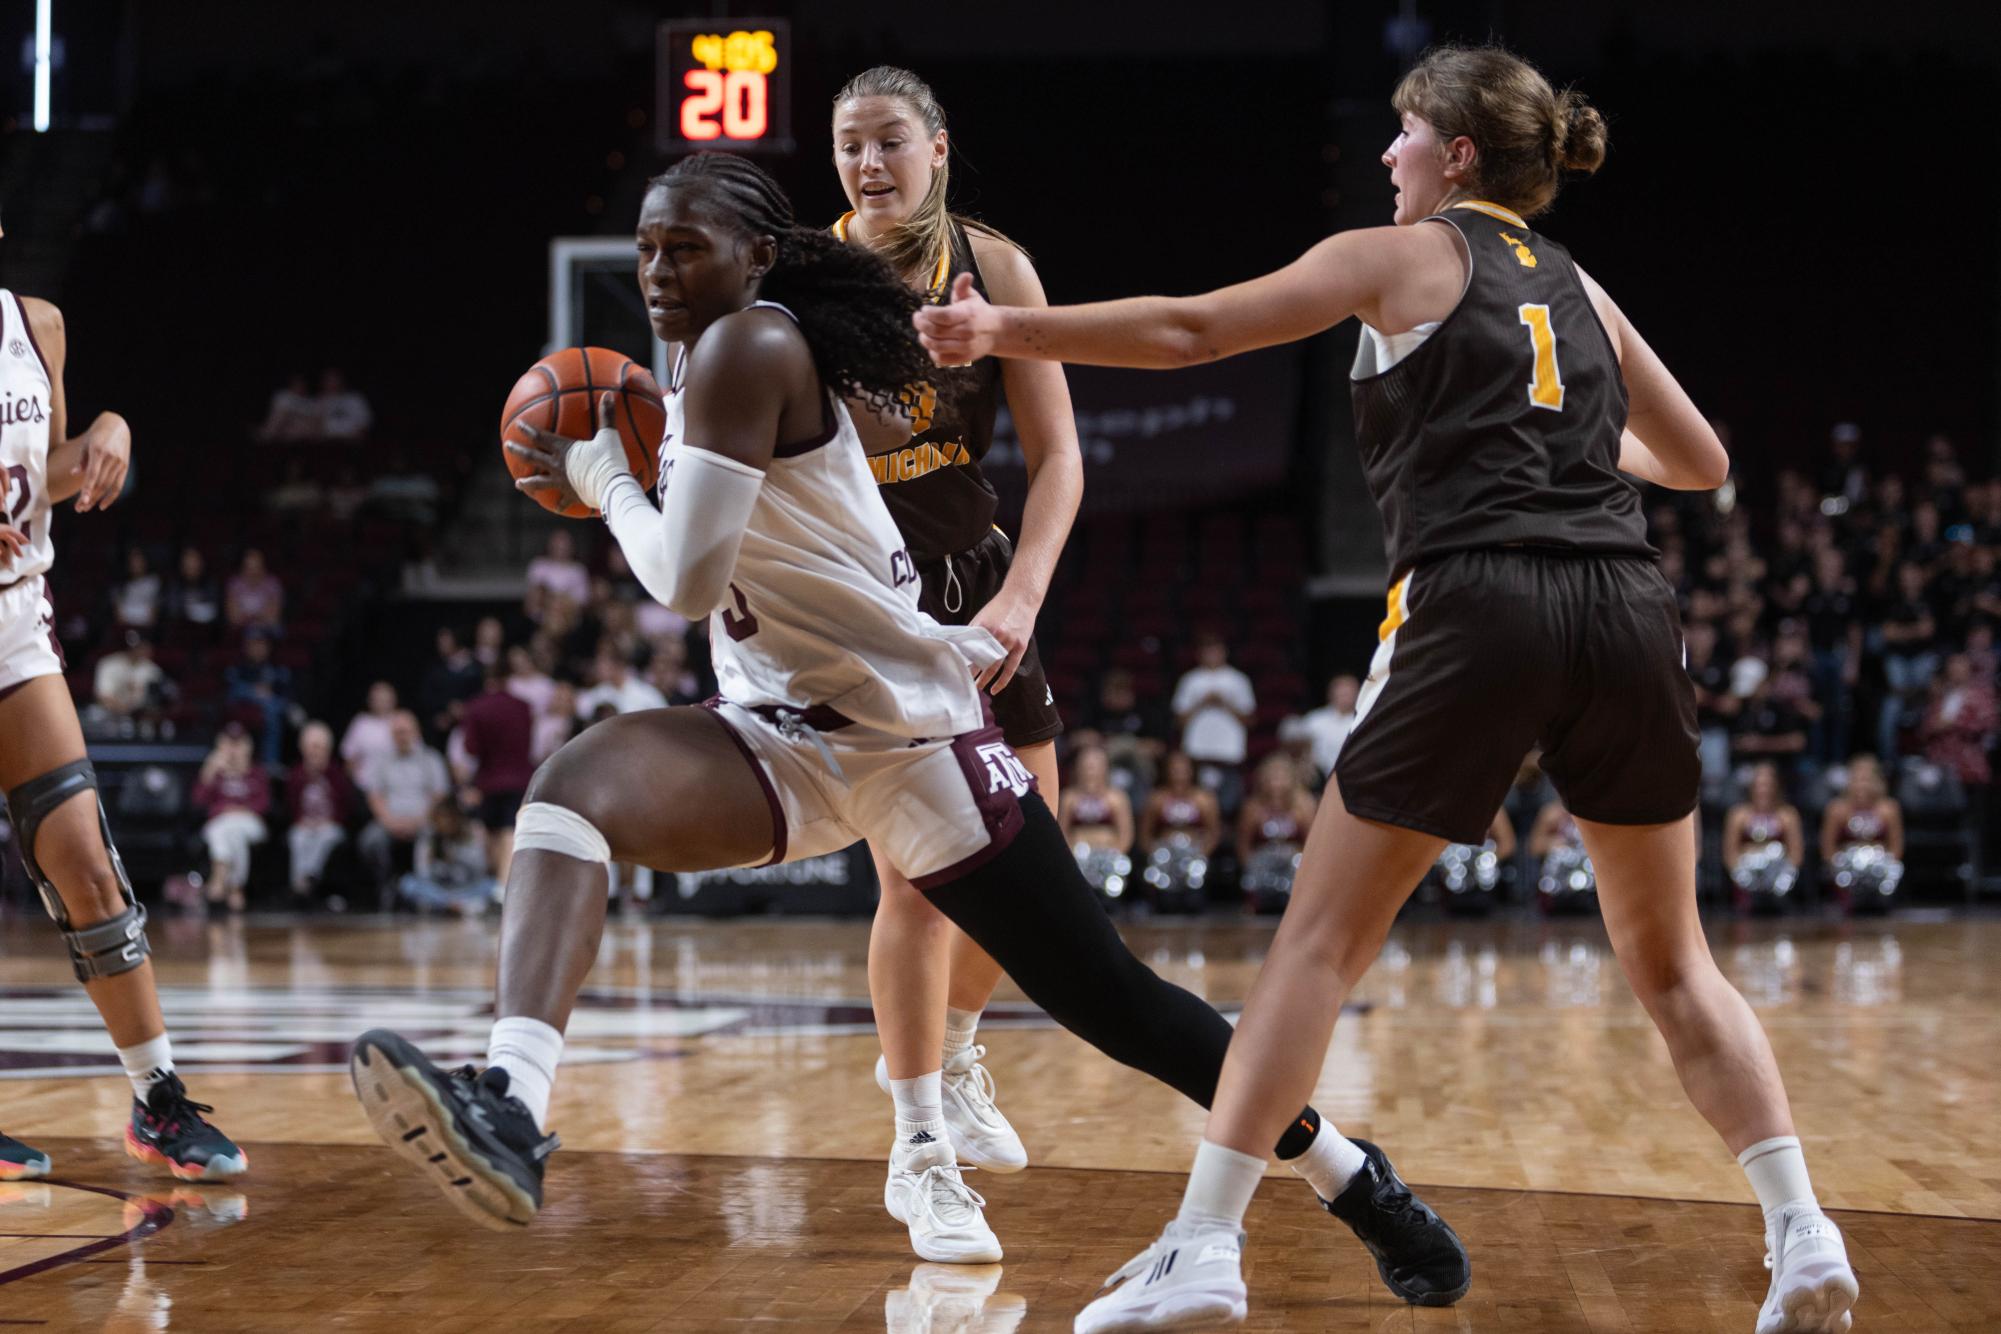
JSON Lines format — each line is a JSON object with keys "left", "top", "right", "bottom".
{"left": 565, "top": 426, "right": 633, "bottom": 512}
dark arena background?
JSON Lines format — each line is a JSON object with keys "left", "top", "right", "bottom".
{"left": 0, "top": 2, "right": 1996, "bottom": 1330}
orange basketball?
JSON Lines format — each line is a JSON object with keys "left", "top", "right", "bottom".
{"left": 500, "top": 347, "right": 665, "bottom": 517}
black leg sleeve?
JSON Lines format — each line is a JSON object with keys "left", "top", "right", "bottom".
{"left": 924, "top": 793, "right": 1322, "bottom": 1160}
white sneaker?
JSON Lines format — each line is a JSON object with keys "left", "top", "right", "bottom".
{"left": 1073, "top": 1220, "right": 1248, "bottom": 1333}
{"left": 886, "top": 1136, "right": 1004, "bottom": 1264}
{"left": 875, "top": 1047, "right": 1029, "bottom": 1174}
{"left": 1757, "top": 1204, "right": 1859, "bottom": 1333}
{"left": 885, "top": 1263, "right": 1026, "bottom": 1334}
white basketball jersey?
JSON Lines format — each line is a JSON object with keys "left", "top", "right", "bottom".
{"left": 0, "top": 293, "right": 55, "bottom": 586}
{"left": 657, "top": 302, "right": 1001, "bottom": 739}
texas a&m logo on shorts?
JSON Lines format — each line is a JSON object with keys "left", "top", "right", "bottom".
{"left": 976, "top": 741, "right": 1034, "bottom": 797}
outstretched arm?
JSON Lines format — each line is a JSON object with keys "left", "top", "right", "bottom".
{"left": 914, "top": 227, "right": 1411, "bottom": 370}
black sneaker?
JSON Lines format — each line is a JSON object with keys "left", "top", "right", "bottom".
{"left": 1322, "top": 1137, "right": 1470, "bottom": 1306}
{"left": 1, "top": 1130, "right": 52, "bottom": 1181}
{"left": 349, "top": 1029, "right": 559, "bottom": 1232}
{"left": 124, "top": 1073, "right": 250, "bottom": 1181}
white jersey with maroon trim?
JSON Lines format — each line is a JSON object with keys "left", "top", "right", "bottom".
{"left": 0, "top": 291, "right": 56, "bottom": 586}
{"left": 656, "top": 301, "right": 1002, "bottom": 739}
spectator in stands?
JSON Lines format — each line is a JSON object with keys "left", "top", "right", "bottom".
{"left": 88, "top": 630, "right": 170, "bottom": 736}
{"left": 164, "top": 545, "right": 222, "bottom": 637}
{"left": 1298, "top": 674, "right": 1359, "bottom": 782}
{"left": 359, "top": 710, "right": 451, "bottom": 893}
{"left": 225, "top": 548, "right": 285, "bottom": 633}
{"left": 287, "top": 721, "right": 352, "bottom": 905}
{"left": 193, "top": 724, "right": 270, "bottom": 915}
{"left": 1731, "top": 658, "right": 1809, "bottom": 781}
{"left": 268, "top": 458, "right": 327, "bottom": 514}
{"left": 1820, "top": 755, "right": 1904, "bottom": 867}
{"left": 256, "top": 373, "right": 320, "bottom": 441}
{"left": 397, "top": 797, "right": 497, "bottom": 917}
{"left": 471, "top": 616, "right": 506, "bottom": 670}
{"left": 575, "top": 644, "right": 666, "bottom": 718}
{"left": 1722, "top": 762, "right": 1805, "bottom": 890}
{"left": 645, "top": 634, "right": 702, "bottom": 706}
{"left": 1922, "top": 654, "right": 1996, "bottom": 790}
{"left": 504, "top": 644, "right": 556, "bottom": 718}
{"left": 1171, "top": 631, "right": 1255, "bottom": 799}
{"left": 1058, "top": 743, "right": 1135, "bottom": 852}
{"left": 1878, "top": 560, "right": 1940, "bottom": 759}
{"left": 457, "top": 663, "right": 534, "bottom": 883}
{"left": 524, "top": 530, "right": 590, "bottom": 625}
{"left": 420, "top": 626, "right": 483, "bottom": 741}
{"left": 1802, "top": 549, "right": 1860, "bottom": 761}
{"left": 341, "top": 680, "right": 399, "bottom": 780}
{"left": 225, "top": 629, "right": 294, "bottom": 765}
{"left": 1769, "top": 623, "right": 1826, "bottom": 764}
{"left": 1140, "top": 751, "right": 1222, "bottom": 858}
{"left": 1685, "top": 619, "right": 1738, "bottom": 782}
{"left": 112, "top": 547, "right": 162, "bottom": 629}
{"left": 1820, "top": 422, "right": 1868, "bottom": 508}
{"left": 316, "top": 368, "right": 373, "bottom": 440}
{"left": 1237, "top": 752, "right": 1317, "bottom": 867}
{"left": 533, "top": 680, "right": 579, "bottom": 764}
{"left": 1079, "top": 666, "right": 1166, "bottom": 794}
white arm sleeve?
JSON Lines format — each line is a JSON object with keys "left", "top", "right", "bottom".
{"left": 599, "top": 444, "right": 764, "bottom": 620}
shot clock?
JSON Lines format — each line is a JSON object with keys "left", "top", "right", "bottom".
{"left": 658, "top": 19, "right": 793, "bottom": 154}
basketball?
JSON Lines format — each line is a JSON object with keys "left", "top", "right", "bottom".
{"left": 499, "top": 347, "right": 665, "bottom": 517}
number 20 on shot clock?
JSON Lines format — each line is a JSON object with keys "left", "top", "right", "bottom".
{"left": 658, "top": 19, "right": 792, "bottom": 154}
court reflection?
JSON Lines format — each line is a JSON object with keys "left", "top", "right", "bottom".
{"left": 884, "top": 1263, "right": 1025, "bottom": 1333}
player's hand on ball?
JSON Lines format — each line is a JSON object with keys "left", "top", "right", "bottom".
{"left": 73, "top": 412, "right": 132, "bottom": 512}
{"left": 506, "top": 420, "right": 587, "bottom": 515}
{"left": 914, "top": 272, "right": 999, "bottom": 366}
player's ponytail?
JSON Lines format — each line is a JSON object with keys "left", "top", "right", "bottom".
{"left": 649, "top": 154, "right": 964, "bottom": 417}
{"left": 1392, "top": 44, "right": 1610, "bottom": 217}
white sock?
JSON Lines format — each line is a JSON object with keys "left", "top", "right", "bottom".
{"left": 487, "top": 1016, "right": 564, "bottom": 1130}
{"left": 1738, "top": 1135, "right": 1818, "bottom": 1221}
{"left": 117, "top": 1034, "right": 174, "bottom": 1103}
{"left": 1175, "top": 1139, "right": 1267, "bottom": 1233}
{"left": 1290, "top": 1124, "right": 1369, "bottom": 1201}
{"left": 890, "top": 1070, "right": 945, "bottom": 1156}
{"left": 942, "top": 1007, "right": 980, "bottom": 1063}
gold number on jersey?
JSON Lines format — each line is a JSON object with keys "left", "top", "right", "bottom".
{"left": 1516, "top": 303, "right": 1565, "bottom": 412}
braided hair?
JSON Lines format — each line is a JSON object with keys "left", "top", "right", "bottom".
{"left": 649, "top": 153, "right": 964, "bottom": 418}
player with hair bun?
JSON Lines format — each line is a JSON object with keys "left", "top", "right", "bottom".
{"left": 918, "top": 44, "right": 1856, "bottom": 1334}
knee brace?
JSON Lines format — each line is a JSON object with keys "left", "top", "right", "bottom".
{"left": 513, "top": 802, "right": 611, "bottom": 866}
{"left": 6, "top": 758, "right": 151, "bottom": 983}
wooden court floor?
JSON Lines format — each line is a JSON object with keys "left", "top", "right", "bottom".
{"left": 0, "top": 910, "right": 1995, "bottom": 1330}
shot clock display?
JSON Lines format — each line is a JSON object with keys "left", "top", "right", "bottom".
{"left": 658, "top": 19, "right": 792, "bottom": 154}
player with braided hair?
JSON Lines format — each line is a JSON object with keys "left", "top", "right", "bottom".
{"left": 349, "top": 156, "right": 1464, "bottom": 1300}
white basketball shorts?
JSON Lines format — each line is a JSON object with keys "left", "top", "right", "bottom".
{"left": 0, "top": 575, "right": 63, "bottom": 701}
{"left": 704, "top": 697, "right": 1038, "bottom": 887}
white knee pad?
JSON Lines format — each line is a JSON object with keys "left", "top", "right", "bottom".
{"left": 513, "top": 802, "right": 612, "bottom": 866}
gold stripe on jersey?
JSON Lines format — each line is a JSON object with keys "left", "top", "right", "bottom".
{"left": 871, "top": 440, "right": 971, "bottom": 486}
{"left": 1378, "top": 573, "right": 1412, "bottom": 642}
{"left": 1452, "top": 199, "right": 1528, "bottom": 228}
{"left": 830, "top": 211, "right": 953, "bottom": 294}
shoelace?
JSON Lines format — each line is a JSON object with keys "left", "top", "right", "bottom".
{"left": 910, "top": 1162, "right": 986, "bottom": 1229}
{"left": 943, "top": 1046, "right": 1002, "bottom": 1122}
{"left": 147, "top": 1091, "right": 215, "bottom": 1139}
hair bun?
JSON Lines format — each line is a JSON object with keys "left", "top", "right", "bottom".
{"left": 1555, "top": 91, "right": 1608, "bottom": 174}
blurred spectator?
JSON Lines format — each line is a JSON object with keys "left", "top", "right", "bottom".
{"left": 1237, "top": 752, "right": 1316, "bottom": 865}
{"left": 1172, "top": 631, "right": 1255, "bottom": 788}
{"left": 1685, "top": 620, "right": 1738, "bottom": 783}
{"left": 359, "top": 710, "right": 451, "bottom": 892}
{"left": 1058, "top": 744, "right": 1135, "bottom": 851}
{"left": 1140, "top": 751, "right": 1222, "bottom": 858}
{"left": 287, "top": 721, "right": 352, "bottom": 905}
{"left": 575, "top": 645, "right": 666, "bottom": 717}
{"left": 646, "top": 634, "right": 702, "bottom": 706}
{"left": 89, "top": 630, "right": 167, "bottom": 731}
{"left": 112, "top": 548, "right": 162, "bottom": 629}
{"left": 504, "top": 644, "right": 556, "bottom": 717}
{"left": 226, "top": 548, "right": 285, "bottom": 633}
{"left": 420, "top": 626, "right": 483, "bottom": 740}
{"left": 1731, "top": 658, "right": 1808, "bottom": 777}
{"left": 268, "top": 459, "right": 328, "bottom": 514}
{"left": 256, "top": 373, "right": 320, "bottom": 441}
{"left": 317, "top": 368, "right": 374, "bottom": 440}
{"left": 1801, "top": 549, "right": 1860, "bottom": 760}
{"left": 164, "top": 545, "right": 223, "bottom": 634}
{"left": 458, "top": 663, "right": 534, "bottom": 884}
{"left": 1299, "top": 674, "right": 1359, "bottom": 781}
{"left": 1922, "top": 654, "right": 1996, "bottom": 789}
{"left": 193, "top": 725, "right": 269, "bottom": 915}
{"left": 533, "top": 680, "right": 580, "bottom": 764}
{"left": 1723, "top": 762, "right": 1805, "bottom": 901}
{"left": 472, "top": 616, "right": 506, "bottom": 670}
{"left": 1819, "top": 422, "right": 1867, "bottom": 507}
{"left": 1078, "top": 667, "right": 1165, "bottom": 793}
{"left": 397, "top": 797, "right": 497, "bottom": 917}
{"left": 1877, "top": 561, "right": 1939, "bottom": 759}
{"left": 525, "top": 530, "right": 590, "bottom": 625}
{"left": 341, "top": 680, "right": 400, "bottom": 780}
{"left": 225, "top": 629, "right": 295, "bottom": 765}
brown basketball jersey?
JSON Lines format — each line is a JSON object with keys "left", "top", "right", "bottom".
{"left": 1348, "top": 200, "right": 1655, "bottom": 581}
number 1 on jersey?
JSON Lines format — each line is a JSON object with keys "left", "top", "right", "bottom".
{"left": 1516, "top": 303, "right": 1565, "bottom": 412}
